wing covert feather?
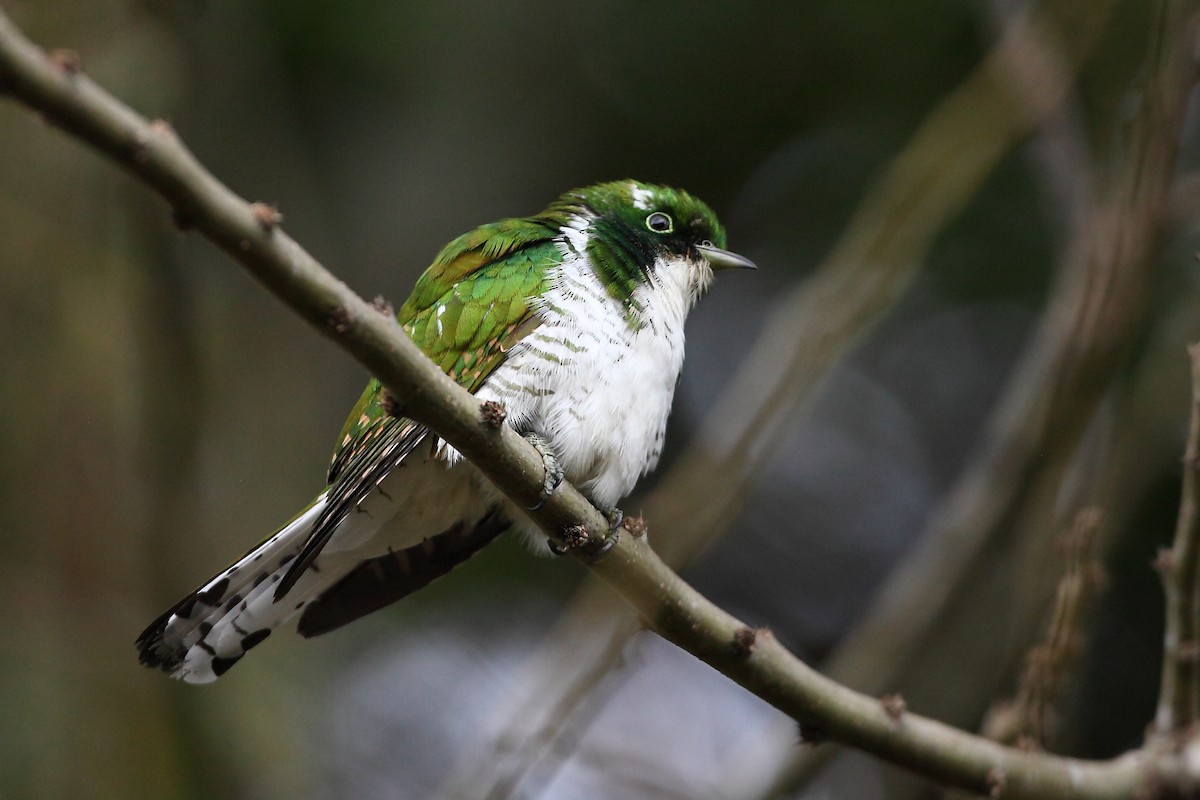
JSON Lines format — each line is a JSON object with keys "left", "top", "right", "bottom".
{"left": 277, "top": 219, "right": 563, "bottom": 599}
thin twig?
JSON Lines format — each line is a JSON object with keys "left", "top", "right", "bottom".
{"left": 0, "top": 5, "right": 1196, "bottom": 797}
{"left": 1155, "top": 343, "right": 1200, "bottom": 736}
{"left": 983, "top": 508, "right": 1106, "bottom": 749}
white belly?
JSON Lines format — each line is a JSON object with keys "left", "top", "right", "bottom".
{"left": 474, "top": 258, "right": 689, "bottom": 510}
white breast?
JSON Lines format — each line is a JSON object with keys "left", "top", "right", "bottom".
{"left": 474, "top": 247, "right": 709, "bottom": 510}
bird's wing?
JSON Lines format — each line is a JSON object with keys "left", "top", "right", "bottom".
{"left": 398, "top": 217, "right": 558, "bottom": 392}
{"left": 274, "top": 219, "right": 562, "bottom": 599}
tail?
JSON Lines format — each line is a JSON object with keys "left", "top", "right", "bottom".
{"left": 136, "top": 494, "right": 334, "bottom": 684}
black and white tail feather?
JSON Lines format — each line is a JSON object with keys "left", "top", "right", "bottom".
{"left": 136, "top": 492, "right": 509, "bottom": 684}
{"left": 136, "top": 421, "right": 512, "bottom": 684}
{"left": 136, "top": 498, "right": 333, "bottom": 683}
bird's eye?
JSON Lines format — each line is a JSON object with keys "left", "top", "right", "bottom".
{"left": 646, "top": 212, "right": 673, "bottom": 233}
{"left": 700, "top": 239, "right": 714, "bottom": 248}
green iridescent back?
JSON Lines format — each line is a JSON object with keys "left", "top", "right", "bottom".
{"left": 328, "top": 180, "right": 726, "bottom": 483}
{"left": 300, "top": 214, "right": 566, "bottom": 585}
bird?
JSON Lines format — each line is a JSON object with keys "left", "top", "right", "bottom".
{"left": 136, "top": 179, "right": 755, "bottom": 683}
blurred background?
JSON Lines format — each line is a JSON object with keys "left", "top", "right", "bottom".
{"left": 1, "top": 0, "right": 1198, "bottom": 798}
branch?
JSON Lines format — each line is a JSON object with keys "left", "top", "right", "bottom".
{"left": 0, "top": 6, "right": 1193, "bottom": 797}
{"left": 1155, "top": 343, "right": 1200, "bottom": 735}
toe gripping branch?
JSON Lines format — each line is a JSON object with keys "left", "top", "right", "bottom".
{"left": 521, "top": 431, "right": 620, "bottom": 559}
{"left": 523, "top": 432, "right": 564, "bottom": 512}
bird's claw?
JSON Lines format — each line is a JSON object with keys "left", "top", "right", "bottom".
{"left": 580, "top": 507, "right": 623, "bottom": 558}
{"left": 602, "top": 506, "right": 623, "bottom": 531}
{"left": 546, "top": 527, "right": 620, "bottom": 558}
{"left": 587, "top": 527, "right": 619, "bottom": 558}
{"left": 523, "top": 432, "right": 564, "bottom": 511}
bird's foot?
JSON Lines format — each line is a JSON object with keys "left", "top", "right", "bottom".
{"left": 523, "top": 432, "right": 564, "bottom": 511}
{"left": 587, "top": 527, "right": 619, "bottom": 558}
{"left": 602, "top": 506, "right": 623, "bottom": 531}
{"left": 546, "top": 507, "right": 623, "bottom": 557}
{"left": 588, "top": 506, "right": 622, "bottom": 556}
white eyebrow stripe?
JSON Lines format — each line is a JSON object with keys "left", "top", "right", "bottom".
{"left": 630, "top": 183, "right": 654, "bottom": 211}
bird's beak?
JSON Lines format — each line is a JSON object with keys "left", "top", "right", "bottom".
{"left": 697, "top": 243, "right": 757, "bottom": 271}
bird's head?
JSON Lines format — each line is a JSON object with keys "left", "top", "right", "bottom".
{"left": 546, "top": 180, "right": 755, "bottom": 312}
